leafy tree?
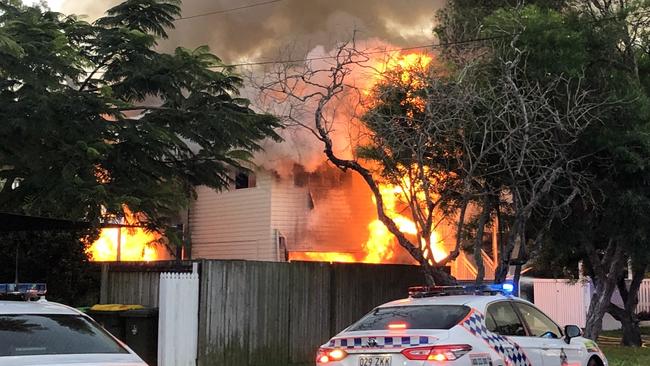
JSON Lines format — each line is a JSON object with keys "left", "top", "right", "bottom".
{"left": 0, "top": 0, "right": 280, "bottom": 305}
{"left": 444, "top": 0, "right": 650, "bottom": 344}
{"left": 0, "top": 0, "right": 281, "bottom": 235}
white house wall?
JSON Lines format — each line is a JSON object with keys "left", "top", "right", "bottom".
{"left": 189, "top": 172, "right": 275, "bottom": 261}
{"left": 270, "top": 175, "right": 310, "bottom": 253}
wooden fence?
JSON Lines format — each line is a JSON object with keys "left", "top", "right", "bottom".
{"left": 100, "top": 260, "right": 425, "bottom": 366}
{"left": 99, "top": 262, "right": 193, "bottom": 307}
{"left": 197, "top": 260, "right": 423, "bottom": 366}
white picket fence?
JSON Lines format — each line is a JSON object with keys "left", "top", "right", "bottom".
{"left": 532, "top": 278, "right": 650, "bottom": 330}
{"left": 158, "top": 265, "right": 199, "bottom": 366}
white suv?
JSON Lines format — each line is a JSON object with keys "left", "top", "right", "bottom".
{"left": 0, "top": 299, "right": 147, "bottom": 366}
{"left": 316, "top": 285, "right": 607, "bottom": 366}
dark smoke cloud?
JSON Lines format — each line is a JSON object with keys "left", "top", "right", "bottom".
{"left": 61, "top": 0, "right": 444, "bottom": 62}
{"left": 59, "top": 0, "right": 445, "bottom": 172}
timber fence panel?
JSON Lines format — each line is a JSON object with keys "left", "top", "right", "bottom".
{"left": 287, "top": 262, "right": 331, "bottom": 364}
{"left": 104, "top": 271, "right": 160, "bottom": 307}
{"left": 197, "top": 260, "right": 424, "bottom": 366}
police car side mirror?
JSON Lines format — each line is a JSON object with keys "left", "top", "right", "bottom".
{"left": 564, "top": 325, "right": 582, "bottom": 344}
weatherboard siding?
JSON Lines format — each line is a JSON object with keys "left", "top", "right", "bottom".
{"left": 270, "top": 176, "right": 310, "bottom": 252}
{"left": 190, "top": 172, "right": 275, "bottom": 261}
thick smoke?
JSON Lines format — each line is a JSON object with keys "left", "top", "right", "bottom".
{"left": 58, "top": 0, "right": 444, "bottom": 174}
{"left": 60, "top": 0, "right": 443, "bottom": 62}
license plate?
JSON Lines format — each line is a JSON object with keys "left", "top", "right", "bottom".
{"left": 358, "top": 355, "right": 391, "bottom": 366}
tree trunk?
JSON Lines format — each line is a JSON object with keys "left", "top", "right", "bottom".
{"left": 584, "top": 278, "right": 618, "bottom": 340}
{"left": 607, "top": 264, "right": 646, "bottom": 347}
{"left": 473, "top": 195, "right": 491, "bottom": 286}
{"left": 609, "top": 303, "right": 642, "bottom": 346}
{"left": 583, "top": 242, "right": 625, "bottom": 340}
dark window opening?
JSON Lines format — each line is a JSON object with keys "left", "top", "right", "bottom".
{"left": 235, "top": 171, "right": 256, "bottom": 189}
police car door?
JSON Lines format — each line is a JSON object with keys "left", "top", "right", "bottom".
{"left": 485, "top": 301, "right": 543, "bottom": 366}
{"left": 513, "top": 302, "right": 583, "bottom": 366}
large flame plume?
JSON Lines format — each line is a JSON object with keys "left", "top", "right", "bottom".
{"left": 86, "top": 207, "right": 170, "bottom": 262}
{"left": 290, "top": 52, "right": 447, "bottom": 265}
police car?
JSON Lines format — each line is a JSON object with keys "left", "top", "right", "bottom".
{"left": 0, "top": 284, "right": 147, "bottom": 366}
{"left": 317, "top": 285, "right": 607, "bottom": 366}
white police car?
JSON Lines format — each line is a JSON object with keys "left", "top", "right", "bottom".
{"left": 0, "top": 298, "right": 147, "bottom": 365}
{"left": 317, "top": 285, "right": 607, "bottom": 366}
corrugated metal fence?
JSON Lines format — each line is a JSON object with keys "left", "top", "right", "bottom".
{"left": 158, "top": 268, "right": 200, "bottom": 366}
{"left": 531, "top": 278, "right": 650, "bottom": 329}
{"left": 532, "top": 279, "right": 591, "bottom": 327}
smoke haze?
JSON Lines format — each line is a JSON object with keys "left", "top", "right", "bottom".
{"left": 54, "top": 0, "right": 444, "bottom": 172}
{"left": 58, "top": 0, "right": 443, "bottom": 62}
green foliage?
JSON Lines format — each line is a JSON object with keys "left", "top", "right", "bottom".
{"left": 484, "top": 6, "right": 587, "bottom": 79}
{"left": 0, "top": 230, "right": 100, "bottom": 306}
{"left": 471, "top": 1, "right": 650, "bottom": 278}
{"left": 0, "top": 0, "right": 282, "bottom": 231}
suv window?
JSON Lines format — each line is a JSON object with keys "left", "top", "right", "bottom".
{"left": 486, "top": 302, "right": 526, "bottom": 336}
{"left": 0, "top": 314, "right": 128, "bottom": 357}
{"left": 514, "top": 302, "right": 563, "bottom": 338}
{"left": 347, "top": 305, "right": 470, "bottom": 331}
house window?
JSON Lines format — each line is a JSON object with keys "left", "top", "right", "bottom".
{"left": 235, "top": 170, "right": 256, "bottom": 189}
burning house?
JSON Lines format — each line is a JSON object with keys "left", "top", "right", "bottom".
{"left": 188, "top": 162, "right": 497, "bottom": 281}
{"left": 83, "top": 50, "right": 498, "bottom": 282}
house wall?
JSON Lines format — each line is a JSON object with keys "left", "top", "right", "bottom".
{"left": 270, "top": 175, "right": 310, "bottom": 252}
{"left": 189, "top": 172, "right": 275, "bottom": 261}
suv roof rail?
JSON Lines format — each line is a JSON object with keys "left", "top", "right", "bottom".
{"left": 408, "top": 284, "right": 514, "bottom": 298}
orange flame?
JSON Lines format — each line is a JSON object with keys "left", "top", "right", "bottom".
{"left": 290, "top": 52, "right": 447, "bottom": 265}
{"left": 86, "top": 207, "right": 168, "bottom": 262}
{"left": 290, "top": 180, "right": 447, "bottom": 265}
{"left": 290, "top": 251, "right": 357, "bottom": 263}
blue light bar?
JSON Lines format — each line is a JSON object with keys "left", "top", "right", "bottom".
{"left": 501, "top": 283, "right": 514, "bottom": 293}
{"left": 408, "top": 283, "right": 515, "bottom": 298}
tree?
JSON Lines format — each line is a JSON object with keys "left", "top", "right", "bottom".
{"left": 257, "top": 32, "right": 598, "bottom": 285}
{"left": 0, "top": 0, "right": 281, "bottom": 236}
{"left": 463, "top": 0, "right": 650, "bottom": 344}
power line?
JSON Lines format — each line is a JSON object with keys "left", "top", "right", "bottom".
{"left": 218, "top": 35, "right": 508, "bottom": 68}
{"left": 215, "top": 9, "right": 650, "bottom": 69}
{"left": 176, "top": 0, "right": 287, "bottom": 21}
{"left": 93, "top": 8, "right": 650, "bottom": 74}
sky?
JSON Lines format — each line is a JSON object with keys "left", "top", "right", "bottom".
{"left": 22, "top": 0, "right": 444, "bottom": 64}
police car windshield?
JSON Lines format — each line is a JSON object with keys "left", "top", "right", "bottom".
{"left": 0, "top": 314, "right": 128, "bottom": 357}
{"left": 347, "top": 305, "right": 470, "bottom": 331}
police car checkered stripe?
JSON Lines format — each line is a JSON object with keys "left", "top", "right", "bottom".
{"left": 327, "top": 336, "right": 434, "bottom": 349}
{"left": 462, "top": 310, "right": 532, "bottom": 366}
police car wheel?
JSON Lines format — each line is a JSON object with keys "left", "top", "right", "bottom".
{"left": 587, "top": 357, "right": 601, "bottom": 366}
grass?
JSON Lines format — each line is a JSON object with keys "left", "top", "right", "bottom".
{"left": 602, "top": 345, "right": 650, "bottom": 366}
{"left": 599, "top": 328, "right": 650, "bottom": 365}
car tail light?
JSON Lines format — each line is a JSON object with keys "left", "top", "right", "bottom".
{"left": 401, "top": 344, "right": 472, "bottom": 361}
{"left": 316, "top": 348, "right": 348, "bottom": 363}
